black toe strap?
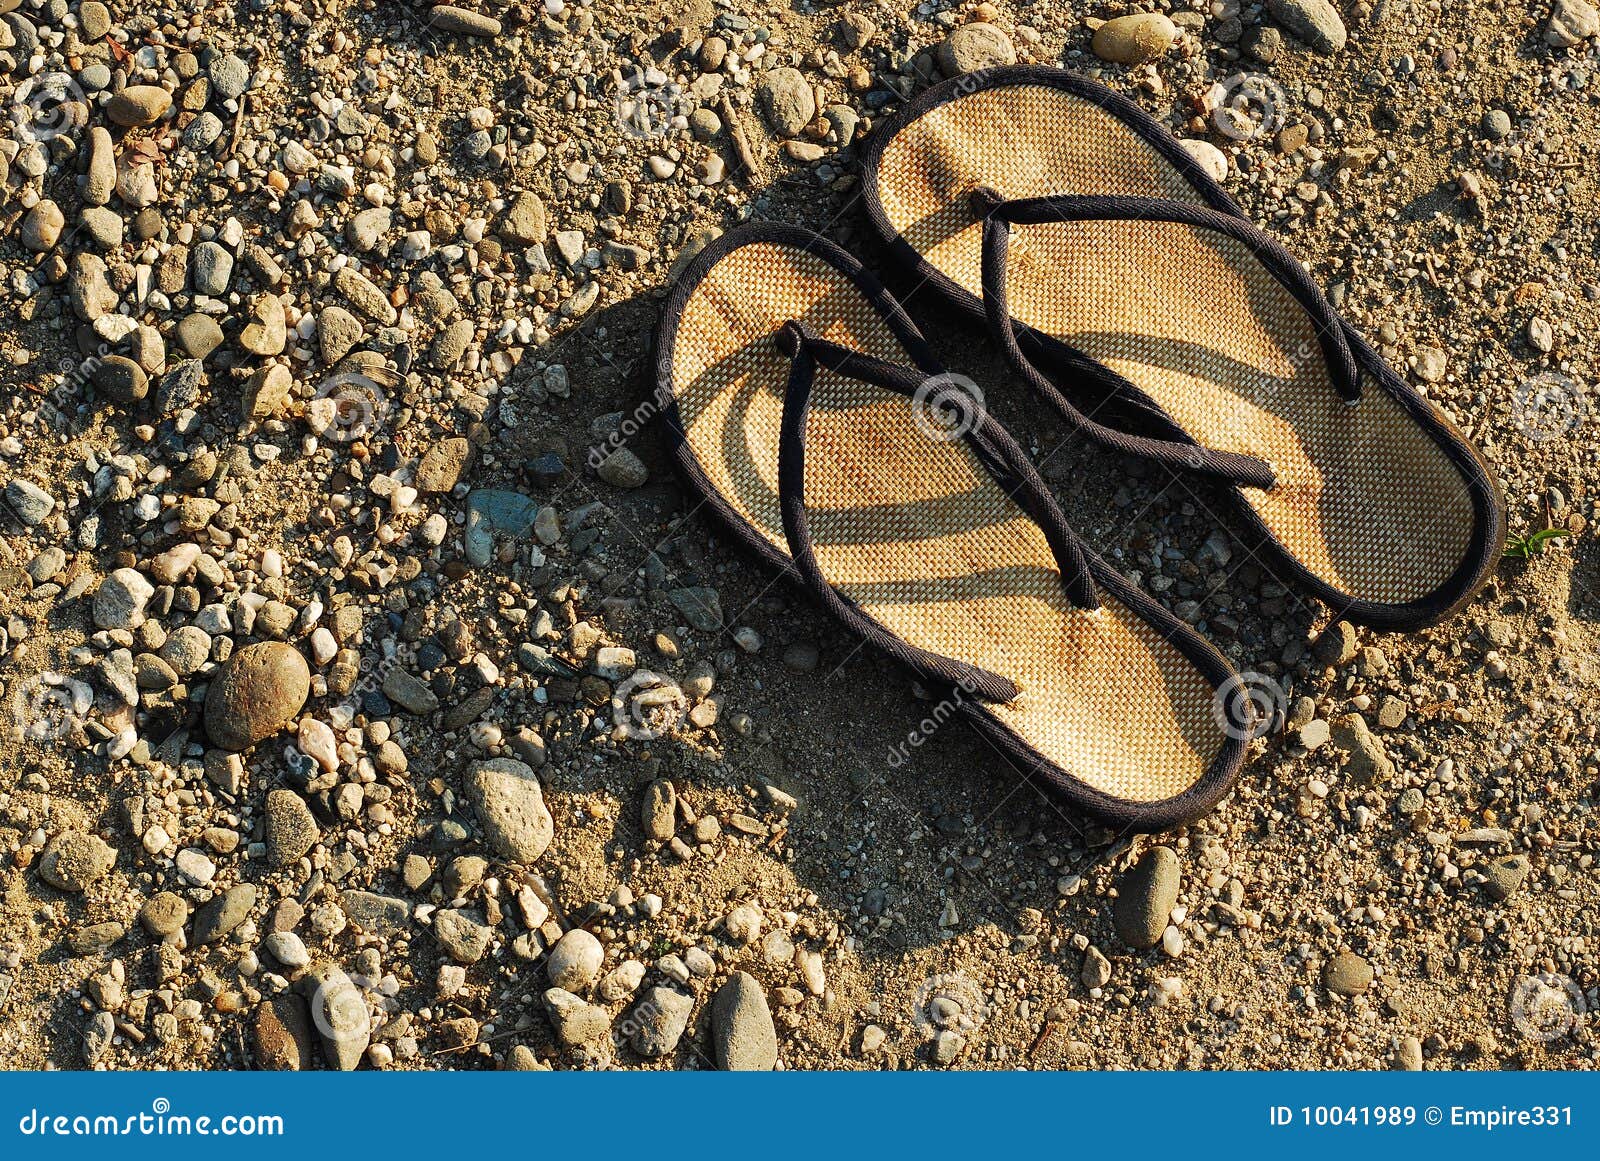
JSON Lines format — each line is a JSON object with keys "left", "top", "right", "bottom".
{"left": 773, "top": 320, "right": 1103, "bottom": 705}
{"left": 972, "top": 186, "right": 1368, "bottom": 490}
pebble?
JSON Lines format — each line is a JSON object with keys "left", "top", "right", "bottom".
{"left": 263, "top": 931, "right": 311, "bottom": 970}
{"left": 176, "top": 312, "right": 223, "bottom": 358}
{"left": 79, "top": 206, "right": 123, "bottom": 249}
{"left": 1298, "top": 719, "right": 1330, "bottom": 749}
{"left": 1394, "top": 1035, "right": 1424, "bottom": 1071}
{"left": 1482, "top": 855, "right": 1530, "bottom": 901}
{"left": 642, "top": 778, "right": 676, "bottom": 841}
{"left": 68, "top": 253, "right": 118, "bottom": 321}
{"left": 1414, "top": 346, "right": 1447, "bottom": 383}
{"left": 1082, "top": 945, "right": 1113, "bottom": 988}
{"left": 139, "top": 892, "right": 188, "bottom": 937}
{"left": 433, "top": 909, "right": 493, "bottom": 963}
{"left": 430, "top": 319, "right": 475, "bottom": 370}
{"left": 253, "top": 996, "right": 314, "bottom": 1071}
{"left": 382, "top": 669, "right": 439, "bottom": 714}
{"left": 546, "top": 928, "right": 604, "bottom": 991}
{"left": 712, "top": 971, "right": 778, "bottom": 1070}
{"left": 756, "top": 68, "right": 815, "bottom": 138}
{"left": 500, "top": 192, "right": 548, "bottom": 245}
{"left": 1312, "top": 622, "right": 1357, "bottom": 668}
{"left": 416, "top": 437, "right": 473, "bottom": 492}
{"left": 20, "top": 200, "right": 63, "bottom": 252}
{"left": 84, "top": 127, "right": 115, "bottom": 205}
{"left": 1546, "top": 0, "right": 1600, "bottom": 46}
{"left": 298, "top": 963, "right": 369, "bottom": 1070}
{"left": 156, "top": 366, "right": 204, "bottom": 415}
{"left": 334, "top": 267, "right": 397, "bottom": 325}
{"left": 596, "top": 447, "right": 648, "bottom": 488}
{"left": 543, "top": 988, "right": 611, "bottom": 1047}
{"left": 1113, "top": 846, "right": 1181, "bottom": 950}
{"left": 193, "top": 883, "right": 257, "bottom": 943}
{"left": 190, "top": 241, "right": 233, "bottom": 296}
{"left": 725, "top": 903, "right": 763, "bottom": 945}
{"left": 93, "top": 568, "right": 153, "bottom": 629}
{"left": 240, "top": 293, "right": 287, "bottom": 355}
{"left": 1266, "top": 0, "right": 1348, "bottom": 54}
{"left": 209, "top": 54, "right": 251, "bottom": 101}
{"left": 5, "top": 478, "right": 55, "bottom": 526}
{"left": 1324, "top": 950, "right": 1374, "bottom": 996}
{"left": 38, "top": 831, "right": 117, "bottom": 892}
{"left": 931, "top": 1029, "right": 963, "bottom": 1066}
{"left": 84, "top": 1012, "right": 115, "bottom": 1064}
{"left": 265, "top": 789, "right": 320, "bottom": 867}
{"left": 1092, "top": 14, "right": 1177, "bottom": 65}
{"left": 318, "top": 306, "right": 364, "bottom": 363}
{"left": 204, "top": 642, "right": 311, "bottom": 750}
{"left": 668, "top": 586, "right": 723, "bottom": 632}
{"left": 429, "top": 5, "right": 502, "bottom": 37}
{"left": 1179, "top": 139, "right": 1228, "bottom": 183}
{"left": 105, "top": 85, "right": 172, "bottom": 127}
{"left": 466, "top": 758, "right": 554, "bottom": 863}
{"left": 340, "top": 890, "right": 413, "bottom": 935}
{"left": 79, "top": 1, "right": 112, "bottom": 39}
{"left": 1331, "top": 714, "right": 1394, "bottom": 784}
{"left": 937, "top": 23, "right": 1016, "bottom": 75}
{"left": 628, "top": 986, "right": 694, "bottom": 1057}
{"left": 1481, "top": 109, "right": 1513, "bottom": 140}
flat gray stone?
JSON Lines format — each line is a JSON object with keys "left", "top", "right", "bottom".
{"left": 193, "top": 883, "right": 257, "bottom": 943}
{"left": 711, "top": 971, "right": 778, "bottom": 1070}
{"left": 298, "top": 963, "right": 369, "bottom": 1070}
{"left": 1266, "top": 0, "right": 1348, "bottom": 53}
{"left": 628, "top": 986, "right": 694, "bottom": 1057}
{"left": 339, "top": 889, "right": 414, "bottom": 934}
{"left": 381, "top": 668, "right": 439, "bottom": 714}
{"left": 433, "top": 908, "right": 493, "bottom": 963}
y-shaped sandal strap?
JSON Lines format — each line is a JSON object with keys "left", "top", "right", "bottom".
{"left": 973, "top": 186, "right": 1366, "bottom": 490}
{"left": 773, "top": 319, "right": 1101, "bottom": 705}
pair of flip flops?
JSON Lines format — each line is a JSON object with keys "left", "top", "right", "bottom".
{"left": 652, "top": 67, "right": 1504, "bottom": 832}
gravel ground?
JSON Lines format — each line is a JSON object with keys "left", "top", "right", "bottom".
{"left": 0, "top": 0, "right": 1596, "bottom": 1071}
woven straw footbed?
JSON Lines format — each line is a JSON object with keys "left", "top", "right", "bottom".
{"left": 873, "top": 83, "right": 1475, "bottom": 605}
{"left": 668, "top": 239, "right": 1228, "bottom": 804}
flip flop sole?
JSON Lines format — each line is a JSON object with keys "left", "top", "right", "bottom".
{"left": 655, "top": 225, "right": 1246, "bottom": 827}
{"left": 862, "top": 67, "right": 1504, "bottom": 629}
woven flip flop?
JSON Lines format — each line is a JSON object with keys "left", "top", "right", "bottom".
{"left": 860, "top": 66, "right": 1504, "bottom": 632}
{"left": 654, "top": 224, "right": 1248, "bottom": 831}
